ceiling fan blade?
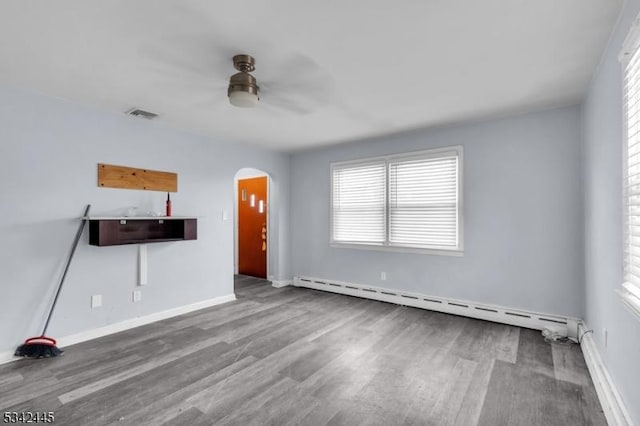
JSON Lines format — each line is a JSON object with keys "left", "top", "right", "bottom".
{"left": 259, "top": 66, "right": 335, "bottom": 114}
{"left": 260, "top": 81, "right": 334, "bottom": 114}
{"left": 259, "top": 52, "right": 336, "bottom": 108}
{"left": 259, "top": 94, "right": 315, "bottom": 115}
{"left": 135, "top": 2, "right": 337, "bottom": 117}
{"left": 139, "top": 34, "right": 236, "bottom": 77}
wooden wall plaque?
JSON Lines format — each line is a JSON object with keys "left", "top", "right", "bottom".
{"left": 98, "top": 163, "right": 177, "bottom": 192}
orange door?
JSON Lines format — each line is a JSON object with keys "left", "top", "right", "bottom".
{"left": 238, "top": 176, "right": 267, "bottom": 278}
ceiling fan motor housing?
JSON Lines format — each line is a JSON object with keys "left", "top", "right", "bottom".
{"left": 228, "top": 54, "right": 260, "bottom": 107}
{"left": 228, "top": 72, "right": 259, "bottom": 98}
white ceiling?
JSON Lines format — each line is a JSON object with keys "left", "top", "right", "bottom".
{"left": 0, "top": 1, "right": 622, "bottom": 152}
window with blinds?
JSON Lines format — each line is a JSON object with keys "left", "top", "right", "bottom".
{"left": 331, "top": 161, "right": 386, "bottom": 244}
{"left": 621, "top": 23, "right": 640, "bottom": 319}
{"left": 330, "top": 147, "right": 462, "bottom": 253}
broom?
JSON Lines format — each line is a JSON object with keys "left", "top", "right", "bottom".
{"left": 15, "top": 204, "right": 91, "bottom": 358}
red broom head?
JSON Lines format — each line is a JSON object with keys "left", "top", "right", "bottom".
{"left": 15, "top": 336, "right": 63, "bottom": 358}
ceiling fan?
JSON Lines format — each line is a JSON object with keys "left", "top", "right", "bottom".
{"left": 227, "top": 54, "right": 260, "bottom": 108}
{"left": 142, "top": 33, "right": 336, "bottom": 114}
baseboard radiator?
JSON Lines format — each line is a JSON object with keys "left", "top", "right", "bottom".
{"left": 293, "top": 276, "right": 578, "bottom": 336}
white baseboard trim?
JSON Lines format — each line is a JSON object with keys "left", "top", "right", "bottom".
{"left": 1, "top": 293, "right": 236, "bottom": 366}
{"left": 0, "top": 350, "right": 16, "bottom": 366}
{"left": 293, "top": 275, "right": 576, "bottom": 333}
{"left": 271, "top": 280, "right": 292, "bottom": 288}
{"left": 579, "top": 323, "right": 632, "bottom": 426}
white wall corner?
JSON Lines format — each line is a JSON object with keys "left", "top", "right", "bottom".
{"left": 271, "top": 279, "right": 292, "bottom": 288}
{"left": 579, "top": 323, "right": 633, "bottom": 426}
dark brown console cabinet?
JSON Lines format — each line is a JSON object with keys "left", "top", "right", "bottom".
{"left": 88, "top": 217, "right": 197, "bottom": 246}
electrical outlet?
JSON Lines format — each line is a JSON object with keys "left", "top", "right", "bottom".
{"left": 603, "top": 328, "right": 608, "bottom": 348}
{"left": 91, "top": 295, "right": 102, "bottom": 308}
{"left": 133, "top": 290, "right": 142, "bottom": 303}
{"left": 380, "top": 272, "right": 387, "bottom": 280}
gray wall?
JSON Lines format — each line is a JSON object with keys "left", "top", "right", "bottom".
{"left": 291, "top": 106, "right": 583, "bottom": 317}
{"left": 582, "top": 0, "right": 640, "bottom": 421}
{"left": 0, "top": 84, "right": 290, "bottom": 355}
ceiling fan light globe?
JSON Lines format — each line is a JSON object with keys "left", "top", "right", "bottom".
{"left": 229, "top": 90, "right": 259, "bottom": 108}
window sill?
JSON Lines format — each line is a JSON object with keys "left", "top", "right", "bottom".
{"left": 618, "top": 284, "right": 640, "bottom": 321}
{"left": 330, "top": 242, "right": 464, "bottom": 257}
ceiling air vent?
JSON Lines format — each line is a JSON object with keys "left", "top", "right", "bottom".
{"left": 126, "top": 108, "right": 158, "bottom": 120}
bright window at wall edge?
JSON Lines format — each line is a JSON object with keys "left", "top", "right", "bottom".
{"left": 330, "top": 146, "right": 463, "bottom": 255}
{"left": 619, "top": 283, "right": 640, "bottom": 320}
{"left": 619, "top": 16, "right": 640, "bottom": 320}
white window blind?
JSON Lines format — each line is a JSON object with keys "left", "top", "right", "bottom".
{"left": 622, "top": 27, "right": 640, "bottom": 319}
{"left": 331, "top": 161, "right": 386, "bottom": 244}
{"left": 389, "top": 153, "right": 458, "bottom": 248}
{"left": 330, "top": 147, "right": 462, "bottom": 253}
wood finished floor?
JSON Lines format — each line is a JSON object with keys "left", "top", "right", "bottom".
{"left": 0, "top": 275, "right": 606, "bottom": 426}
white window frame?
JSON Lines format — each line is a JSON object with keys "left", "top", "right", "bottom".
{"left": 330, "top": 146, "right": 463, "bottom": 256}
{"left": 619, "top": 16, "right": 640, "bottom": 321}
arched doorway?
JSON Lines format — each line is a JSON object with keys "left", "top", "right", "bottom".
{"left": 234, "top": 168, "right": 270, "bottom": 279}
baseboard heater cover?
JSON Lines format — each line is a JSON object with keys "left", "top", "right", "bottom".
{"left": 293, "top": 276, "right": 577, "bottom": 335}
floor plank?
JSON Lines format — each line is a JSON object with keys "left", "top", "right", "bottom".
{"left": 0, "top": 275, "right": 606, "bottom": 425}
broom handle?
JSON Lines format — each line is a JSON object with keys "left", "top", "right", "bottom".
{"left": 41, "top": 204, "right": 91, "bottom": 336}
